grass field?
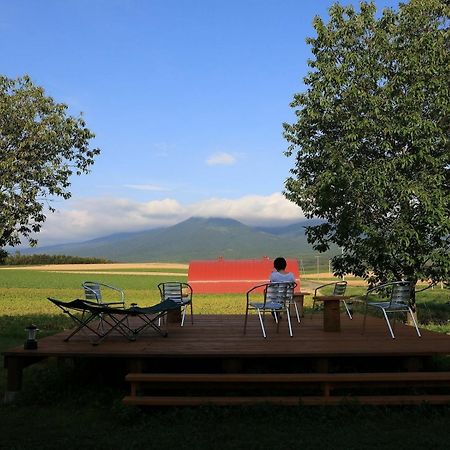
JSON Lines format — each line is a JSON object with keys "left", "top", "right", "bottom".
{"left": 0, "top": 265, "right": 449, "bottom": 449}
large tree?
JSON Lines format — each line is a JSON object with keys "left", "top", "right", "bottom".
{"left": 283, "top": 0, "right": 449, "bottom": 297}
{"left": 0, "top": 75, "right": 100, "bottom": 248}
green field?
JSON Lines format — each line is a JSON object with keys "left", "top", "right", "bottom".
{"left": 0, "top": 268, "right": 449, "bottom": 449}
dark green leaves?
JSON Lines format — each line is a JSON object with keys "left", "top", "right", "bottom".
{"left": 283, "top": 0, "right": 449, "bottom": 286}
{"left": 0, "top": 75, "right": 100, "bottom": 248}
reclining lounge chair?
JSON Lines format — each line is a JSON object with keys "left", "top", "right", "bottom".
{"left": 48, "top": 297, "right": 182, "bottom": 345}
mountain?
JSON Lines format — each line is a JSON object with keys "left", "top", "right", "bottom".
{"left": 17, "top": 217, "right": 339, "bottom": 262}
{"left": 256, "top": 219, "right": 325, "bottom": 238}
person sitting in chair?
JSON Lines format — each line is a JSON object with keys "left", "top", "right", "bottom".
{"left": 269, "top": 257, "right": 295, "bottom": 283}
{"left": 269, "top": 257, "right": 295, "bottom": 321}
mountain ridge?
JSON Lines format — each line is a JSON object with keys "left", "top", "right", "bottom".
{"left": 17, "top": 217, "right": 339, "bottom": 262}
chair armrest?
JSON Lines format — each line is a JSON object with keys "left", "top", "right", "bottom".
{"left": 82, "top": 281, "right": 125, "bottom": 304}
{"left": 314, "top": 281, "right": 339, "bottom": 297}
{"left": 246, "top": 283, "right": 268, "bottom": 305}
{"left": 104, "top": 284, "right": 125, "bottom": 302}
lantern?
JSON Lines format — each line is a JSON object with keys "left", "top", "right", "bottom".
{"left": 24, "top": 324, "right": 39, "bottom": 350}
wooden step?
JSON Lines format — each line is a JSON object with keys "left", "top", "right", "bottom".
{"left": 123, "top": 394, "right": 450, "bottom": 407}
{"left": 123, "top": 371, "right": 450, "bottom": 406}
{"left": 125, "top": 372, "right": 450, "bottom": 384}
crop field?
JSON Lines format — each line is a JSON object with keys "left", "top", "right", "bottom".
{"left": 0, "top": 265, "right": 449, "bottom": 449}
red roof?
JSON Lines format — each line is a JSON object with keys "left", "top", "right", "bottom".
{"left": 188, "top": 257, "right": 300, "bottom": 293}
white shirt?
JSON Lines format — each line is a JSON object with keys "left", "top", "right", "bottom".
{"left": 269, "top": 271, "right": 295, "bottom": 283}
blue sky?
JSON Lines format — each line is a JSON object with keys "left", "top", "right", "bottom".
{"left": 3, "top": 0, "right": 400, "bottom": 246}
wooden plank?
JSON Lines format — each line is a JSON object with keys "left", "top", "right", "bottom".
{"left": 122, "top": 394, "right": 450, "bottom": 406}
{"left": 125, "top": 371, "right": 450, "bottom": 407}
{"left": 123, "top": 395, "right": 302, "bottom": 406}
{"left": 125, "top": 372, "right": 450, "bottom": 383}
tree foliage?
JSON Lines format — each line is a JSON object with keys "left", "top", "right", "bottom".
{"left": 0, "top": 75, "right": 100, "bottom": 248}
{"left": 1, "top": 253, "right": 113, "bottom": 266}
{"left": 283, "top": 0, "right": 449, "bottom": 287}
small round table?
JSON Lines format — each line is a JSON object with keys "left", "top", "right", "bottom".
{"left": 313, "top": 295, "right": 354, "bottom": 332}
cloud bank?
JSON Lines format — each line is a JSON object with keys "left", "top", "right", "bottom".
{"left": 28, "top": 193, "right": 305, "bottom": 247}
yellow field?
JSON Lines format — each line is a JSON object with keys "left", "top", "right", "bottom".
{"left": 0, "top": 262, "right": 189, "bottom": 276}
{"left": 0, "top": 262, "right": 189, "bottom": 270}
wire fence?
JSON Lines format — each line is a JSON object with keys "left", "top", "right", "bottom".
{"left": 300, "top": 255, "right": 448, "bottom": 290}
{"left": 299, "top": 254, "right": 338, "bottom": 275}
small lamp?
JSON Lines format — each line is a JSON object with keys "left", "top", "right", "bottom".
{"left": 24, "top": 324, "right": 39, "bottom": 350}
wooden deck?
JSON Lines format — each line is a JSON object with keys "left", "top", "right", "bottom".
{"left": 3, "top": 313, "right": 450, "bottom": 404}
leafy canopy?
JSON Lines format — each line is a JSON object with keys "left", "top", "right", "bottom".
{"left": 283, "top": 0, "right": 449, "bottom": 285}
{"left": 0, "top": 75, "right": 100, "bottom": 248}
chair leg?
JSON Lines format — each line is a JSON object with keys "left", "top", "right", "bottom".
{"left": 181, "top": 305, "right": 186, "bottom": 327}
{"left": 342, "top": 301, "right": 353, "bottom": 319}
{"left": 310, "top": 299, "right": 316, "bottom": 319}
{"left": 190, "top": 302, "right": 194, "bottom": 324}
{"left": 243, "top": 305, "right": 249, "bottom": 335}
{"left": 286, "top": 306, "right": 293, "bottom": 337}
{"left": 257, "top": 309, "right": 267, "bottom": 338}
{"left": 362, "top": 303, "right": 368, "bottom": 334}
{"left": 382, "top": 309, "right": 396, "bottom": 339}
{"left": 62, "top": 310, "right": 103, "bottom": 342}
{"left": 273, "top": 310, "right": 279, "bottom": 324}
{"left": 408, "top": 307, "right": 422, "bottom": 337}
{"left": 292, "top": 301, "right": 301, "bottom": 323}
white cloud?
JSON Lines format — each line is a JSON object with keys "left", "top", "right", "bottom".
{"left": 189, "top": 193, "right": 304, "bottom": 225}
{"left": 124, "top": 184, "right": 169, "bottom": 191}
{"left": 27, "top": 193, "right": 305, "bottom": 247}
{"left": 206, "top": 152, "right": 236, "bottom": 166}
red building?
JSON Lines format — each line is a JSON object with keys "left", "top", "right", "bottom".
{"left": 188, "top": 257, "right": 300, "bottom": 294}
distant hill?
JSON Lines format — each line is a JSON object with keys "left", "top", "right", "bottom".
{"left": 256, "top": 218, "right": 325, "bottom": 238}
{"left": 16, "top": 217, "right": 339, "bottom": 262}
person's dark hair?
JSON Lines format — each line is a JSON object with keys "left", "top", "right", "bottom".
{"left": 273, "top": 257, "right": 287, "bottom": 271}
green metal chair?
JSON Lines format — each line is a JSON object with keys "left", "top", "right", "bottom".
{"left": 311, "top": 281, "right": 352, "bottom": 318}
{"left": 82, "top": 281, "right": 126, "bottom": 331}
{"left": 158, "top": 282, "right": 193, "bottom": 326}
{"left": 82, "top": 281, "right": 125, "bottom": 307}
{"left": 361, "top": 280, "right": 421, "bottom": 339}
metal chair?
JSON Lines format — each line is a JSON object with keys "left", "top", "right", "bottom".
{"left": 158, "top": 282, "right": 193, "bottom": 326}
{"left": 244, "top": 282, "right": 297, "bottom": 338}
{"left": 361, "top": 280, "right": 421, "bottom": 339}
{"left": 82, "top": 281, "right": 126, "bottom": 331}
{"left": 312, "top": 281, "right": 352, "bottom": 318}
{"left": 82, "top": 281, "right": 126, "bottom": 307}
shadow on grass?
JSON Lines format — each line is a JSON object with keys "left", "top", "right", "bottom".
{"left": 0, "top": 313, "right": 72, "bottom": 341}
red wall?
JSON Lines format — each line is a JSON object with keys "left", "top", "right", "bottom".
{"left": 188, "top": 257, "right": 300, "bottom": 293}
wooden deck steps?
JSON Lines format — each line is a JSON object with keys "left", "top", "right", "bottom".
{"left": 123, "top": 371, "right": 450, "bottom": 406}
{"left": 123, "top": 395, "right": 450, "bottom": 406}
